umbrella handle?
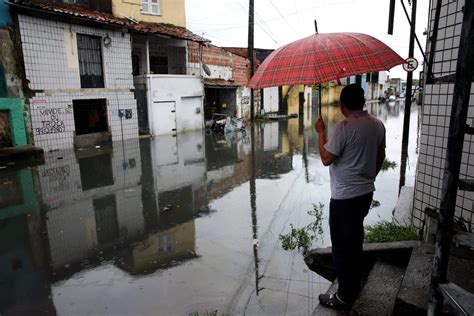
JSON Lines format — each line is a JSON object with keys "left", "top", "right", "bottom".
{"left": 318, "top": 84, "right": 322, "bottom": 117}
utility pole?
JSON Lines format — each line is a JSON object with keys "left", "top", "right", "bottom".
{"left": 315, "top": 20, "right": 322, "bottom": 116}
{"left": 399, "top": 0, "right": 417, "bottom": 192}
{"left": 248, "top": 0, "right": 255, "bottom": 120}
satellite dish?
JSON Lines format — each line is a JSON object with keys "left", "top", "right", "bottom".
{"left": 202, "top": 63, "right": 211, "bottom": 76}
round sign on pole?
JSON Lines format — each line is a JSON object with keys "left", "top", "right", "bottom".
{"left": 403, "top": 57, "right": 419, "bottom": 72}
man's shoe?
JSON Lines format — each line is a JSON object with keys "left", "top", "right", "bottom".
{"left": 318, "top": 293, "right": 349, "bottom": 310}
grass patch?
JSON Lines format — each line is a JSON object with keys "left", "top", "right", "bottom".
{"left": 364, "top": 220, "right": 420, "bottom": 243}
{"left": 381, "top": 159, "right": 397, "bottom": 171}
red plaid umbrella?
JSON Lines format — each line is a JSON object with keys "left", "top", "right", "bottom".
{"left": 248, "top": 32, "right": 405, "bottom": 89}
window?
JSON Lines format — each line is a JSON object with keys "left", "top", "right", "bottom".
{"left": 77, "top": 34, "right": 104, "bottom": 88}
{"left": 150, "top": 56, "right": 168, "bottom": 74}
{"left": 141, "top": 0, "right": 160, "bottom": 15}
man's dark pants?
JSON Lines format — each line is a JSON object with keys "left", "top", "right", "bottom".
{"left": 329, "top": 192, "right": 373, "bottom": 304}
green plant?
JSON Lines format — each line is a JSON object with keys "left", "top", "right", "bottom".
{"left": 370, "top": 199, "right": 381, "bottom": 209}
{"left": 381, "top": 159, "right": 397, "bottom": 171}
{"left": 279, "top": 203, "right": 324, "bottom": 253}
{"left": 364, "top": 220, "right": 420, "bottom": 243}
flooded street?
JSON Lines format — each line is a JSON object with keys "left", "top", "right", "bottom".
{"left": 0, "top": 101, "right": 417, "bottom": 316}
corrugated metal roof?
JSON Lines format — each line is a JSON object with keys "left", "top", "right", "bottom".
{"left": 9, "top": 1, "right": 209, "bottom": 43}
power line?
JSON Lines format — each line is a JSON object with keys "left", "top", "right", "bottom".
{"left": 231, "top": 0, "right": 280, "bottom": 45}
{"left": 268, "top": 0, "right": 297, "bottom": 33}
{"left": 250, "top": 1, "right": 280, "bottom": 45}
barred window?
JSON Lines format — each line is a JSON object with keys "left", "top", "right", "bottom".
{"left": 77, "top": 34, "right": 104, "bottom": 89}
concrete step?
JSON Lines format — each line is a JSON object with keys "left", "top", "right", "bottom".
{"left": 311, "top": 241, "right": 474, "bottom": 316}
{"left": 304, "top": 241, "right": 417, "bottom": 282}
{"left": 311, "top": 260, "right": 406, "bottom": 316}
{"left": 351, "top": 261, "right": 405, "bottom": 316}
{"left": 394, "top": 242, "right": 434, "bottom": 315}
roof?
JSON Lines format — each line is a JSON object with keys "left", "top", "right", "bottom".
{"left": 223, "top": 47, "right": 274, "bottom": 61}
{"left": 8, "top": 1, "right": 209, "bottom": 43}
{"left": 204, "top": 78, "right": 240, "bottom": 88}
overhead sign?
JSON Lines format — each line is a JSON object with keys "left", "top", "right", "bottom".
{"left": 403, "top": 57, "right": 419, "bottom": 72}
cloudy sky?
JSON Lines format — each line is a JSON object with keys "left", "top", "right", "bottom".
{"left": 185, "top": 0, "right": 430, "bottom": 79}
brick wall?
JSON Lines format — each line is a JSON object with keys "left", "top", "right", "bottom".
{"left": 18, "top": 14, "right": 138, "bottom": 151}
{"left": 187, "top": 41, "right": 250, "bottom": 84}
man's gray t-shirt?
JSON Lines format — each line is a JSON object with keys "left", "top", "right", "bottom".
{"left": 324, "top": 110, "right": 386, "bottom": 200}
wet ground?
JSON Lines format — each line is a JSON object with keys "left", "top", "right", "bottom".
{"left": 0, "top": 101, "right": 417, "bottom": 316}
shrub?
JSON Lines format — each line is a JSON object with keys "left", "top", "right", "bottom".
{"left": 364, "top": 220, "right": 420, "bottom": 243}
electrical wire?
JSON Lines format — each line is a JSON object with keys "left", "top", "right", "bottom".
{"left": 268, "top": 0, "right": 298, "bottom": 34}
{"left": 230, "top": 0, "right": 281, "bottom": 46}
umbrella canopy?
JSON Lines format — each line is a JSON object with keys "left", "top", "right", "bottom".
{"left": 248, "top": 32, "right": 405, "bottom": 89}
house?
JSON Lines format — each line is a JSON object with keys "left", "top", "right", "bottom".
{"left": 187, "top": 42, "right": 251, "bottom": 122}
{"left": 126, "top": 0, "right": 209, "bottom": 136}
{"left": 365, "top": 71, "right": 389, "bottom": 100}
{"left": 224, "top": 47, "right": 276, "bottom": 115}
{"left": 387, "top": 77, "right": 404, "bottom": 97}
{"left": 7, "top": 0, "right": 209, "bottom": 150}
{"left": 7, "top": 0, "right": 140, "bottom": 150}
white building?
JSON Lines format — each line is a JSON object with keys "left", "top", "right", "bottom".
{"left": 13, "top": 9, "right": 139, "bottom": 151}
{"left": 413, "top": 0, "right": 473, "bottom": 232}
{"left": 10, "top": 1, "right": 210, "bottom": 150}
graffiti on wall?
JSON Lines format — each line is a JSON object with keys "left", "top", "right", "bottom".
{"left": 42, "top": 165, "right": 71, "bottom": 184}
{"left": 41, "top": 164, "right": 72, "bottom": 193}
{"left": 35, "top": 107, "right": 72, "bottom": 135}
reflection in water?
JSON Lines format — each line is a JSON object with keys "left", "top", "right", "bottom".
{"left": 0, "top": 100, "right": 417, "bottom": 315}
{"left": 249, "top": 123, "right": 261, "bottom": 296}
{"left": 0, "top": 169, "right": 56, "bottom": 315}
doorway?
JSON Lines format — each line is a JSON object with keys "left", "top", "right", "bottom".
{"left": 73, "top": 99, "right": 108, "bottom": 135}
{"left": 204, "top": 88, "right": 236, "bottom": 120}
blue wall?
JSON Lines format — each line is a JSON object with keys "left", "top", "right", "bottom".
{"left": 0, "top": 1, "right": 12, "bottom": 27}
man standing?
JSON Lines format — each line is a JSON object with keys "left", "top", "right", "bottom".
{"left": 315, "top": 84, "right": 386, "bottom": 309}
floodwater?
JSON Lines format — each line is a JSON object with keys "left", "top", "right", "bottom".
{"left": 0, "top": 101, "right": 417, "bottom": 316}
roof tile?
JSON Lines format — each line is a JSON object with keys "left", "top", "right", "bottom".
{"left": 10, "top": 1, "right": 209, "bottom": 42}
